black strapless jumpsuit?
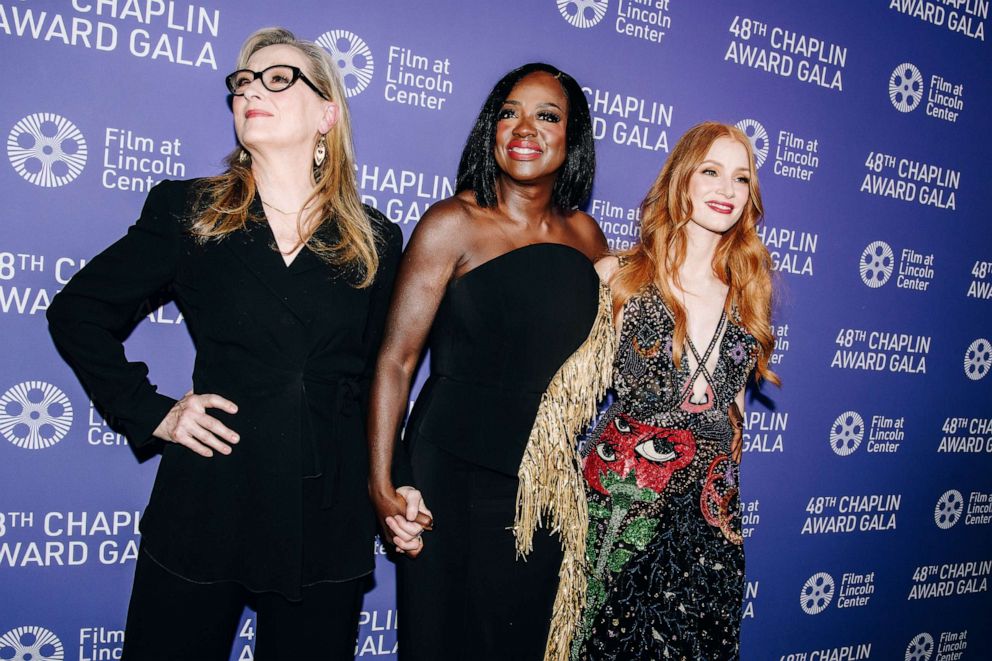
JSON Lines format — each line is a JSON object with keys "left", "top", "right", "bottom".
{"left": 396, "top": 243, "right": 600, "bottom": 661}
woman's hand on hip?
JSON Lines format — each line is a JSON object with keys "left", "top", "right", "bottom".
{"left": 153, "top": 391, "right": 240, "bottom": 457}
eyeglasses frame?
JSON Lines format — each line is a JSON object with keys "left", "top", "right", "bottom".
{"left": 225, "top": 64, "right": 329, "bottom": 100}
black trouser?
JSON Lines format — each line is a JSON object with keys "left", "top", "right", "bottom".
{"left": 397, "top": 440, "right": 563, "bottom": 661}
{"left": 122, "top": 549, "right": 366, "bottom": 661}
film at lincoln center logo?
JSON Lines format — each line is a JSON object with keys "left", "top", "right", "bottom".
{"left": 0, "top": 626, "right": 65, "bottom": 661}
{"left": 799, "top": 571, "right": 835, "bottom": 615}
{"left": 0, "top": 381, "right": 74, "bottom": 450}
{"left": 7, "top": 112, "right": 87, "bottom": 187}
{"left": 905, "top": 632, "right": 934, "bottom": 661}
{"left": 889, "top": 62, "right": 924, "bottom": 113}
{"left": 829, "top": 411, "right": 864, "bottom": 456}
{"left": 316, "top": 30, "right": 374, "bottom": 97}
{"left": 859, "top": 240, "right": 894, "bottom": 288}
{"left": 557, "top": 0, "right": 610, "bottom": 28}
{"left": 963, "top": 338, "right": 991, "bottom": 381}
{"left": 934, "top": 489, "right": 963, "bottom": 529}
{"left": 734, "top": 119, "right": 769, "bottom": 169}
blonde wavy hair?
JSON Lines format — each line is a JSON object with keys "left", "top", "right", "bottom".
{"left": 611, "top": 121, "right": 779, "bottom": 384}
{"left": 191, "top": 27, "right": 379, "bottom": 287}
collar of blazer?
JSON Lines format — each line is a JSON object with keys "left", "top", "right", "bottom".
{"left": 222, "top": 194, "right": 345, "bottom": 326}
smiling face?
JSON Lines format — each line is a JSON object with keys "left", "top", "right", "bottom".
{"left": 493, "top": 71, "right": 569, "bottom": 184}
{"left": 232, "top": 44, "right": 334, "bottom": 157}
{"left": 686, "top": 136, "right": 752, "bottom": 235}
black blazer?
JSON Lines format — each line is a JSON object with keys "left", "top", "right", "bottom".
{"left": 47, "top": 179, "right": 402, "bottom": 597}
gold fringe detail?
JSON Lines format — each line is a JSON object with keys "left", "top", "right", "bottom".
{"left": 514, "top": 282, "right": 617, "bottom": 661}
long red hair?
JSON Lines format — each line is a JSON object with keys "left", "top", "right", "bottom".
{"left": 611, "top": 121, "right": 779, "bottom": 385}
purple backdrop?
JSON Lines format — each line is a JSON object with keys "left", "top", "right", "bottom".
{"left": 1, "top": 1, "right": 990, "bottom": 659}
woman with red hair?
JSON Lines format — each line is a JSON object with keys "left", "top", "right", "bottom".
{"left": 572, "top": 122, "right": 779, "bottom": 660}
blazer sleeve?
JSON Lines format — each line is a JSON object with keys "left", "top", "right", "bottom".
{"left": 47, "top": 179, "right": 186, "bottom": 448}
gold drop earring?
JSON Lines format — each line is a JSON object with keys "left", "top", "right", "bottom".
{"left": 314, "top": 136, "right": 326, "bottom": 167}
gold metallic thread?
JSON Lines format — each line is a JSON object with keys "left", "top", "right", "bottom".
{"left": 514, "top": 282, "right": 617, "bottom": 661}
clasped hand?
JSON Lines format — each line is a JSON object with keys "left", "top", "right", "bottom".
{"left": 154, "top": 391, "right": 240, "bottom": 457}
{"left": 372, "top": 486, "right": 433, "bottom": 558}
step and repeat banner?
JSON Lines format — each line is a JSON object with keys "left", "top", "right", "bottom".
{"left": 1, "top": 1, "right": 990, "bottom": 659}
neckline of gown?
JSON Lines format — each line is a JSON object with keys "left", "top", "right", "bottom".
{"left": 649, "top": 283, "right": 733, "bottom": 404}
{"left": 450, "top": 242, "right": 594, "bottom": 286}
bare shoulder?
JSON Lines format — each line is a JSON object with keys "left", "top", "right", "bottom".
{"left": 407, "top": 194, "right": 476, "bottom": 253}
{"left": 565, "top": 209, "right": 608, "bottom": 260}
{"left": 415, "top": 194, "right": 474, "bottom": 233}
{"left": 594, "top": 255, "right": 621, "bottom": 285}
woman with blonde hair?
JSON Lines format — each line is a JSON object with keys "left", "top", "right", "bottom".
{"left": 48, "top": 28, "right": 400, "bottom": 659}
{"left": 572, "top": 121, "right": 778, "bottom": 660}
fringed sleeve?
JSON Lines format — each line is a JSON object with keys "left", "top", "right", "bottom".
{"left": 514, "top": 282, "right": 617, "bottom": 661}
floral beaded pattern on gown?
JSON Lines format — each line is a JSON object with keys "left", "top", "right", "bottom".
{"left": 572, "top": 283, "right": 758, "bottom": 661}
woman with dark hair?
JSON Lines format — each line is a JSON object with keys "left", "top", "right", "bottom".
{"left": 571, "top": 122, "right": 779, "bottom": 660}
{"left": 47, "top": 28, "right": 401, "bottom": 659}
{"left": 368, "top": 63, "right": 612, "bottom": 660}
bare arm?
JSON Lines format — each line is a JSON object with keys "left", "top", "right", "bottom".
{"left": 571, "top": 209, "right": 609, "bottom": 261}
{"left": 730, "top": 387, "right": 746, "bottom": 463}
{"left": 595, "top": 254, "right": 624, "bottom": 332}
{"left": 367, "top": 200, "right": 468, "bottom": 553}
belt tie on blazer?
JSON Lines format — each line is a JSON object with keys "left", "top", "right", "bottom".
{"left": 306, "top": 374, "right": 368, "bottom": 509}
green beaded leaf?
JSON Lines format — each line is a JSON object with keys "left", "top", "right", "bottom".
{"left": 633, "top": 486, "right": 660, "bottom": 503}
{"left": 586, "top": 527, "right": 599, "bottom": 562}
{"left": 602, "top": 469, "right": 660, "bottom": 506}
{"left": 612, "top": 492, "right": 633, "bottom": 509}
{"left": 607, "top": 547, "right": 633, "bottom": 573}
{"left": 602, "top": 470, "right": 638, "bottom": 490}
{"left": 588, "top": 501, "right": 610, "bottom": 520}
{"left": 620, "top": 517, "right": 658, "bottom": 551}
{"left": 587, "top": 576, "right": 606, "bottom": 602}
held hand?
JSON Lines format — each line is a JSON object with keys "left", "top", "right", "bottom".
{"left": 391, "top": 486, "right": 434, "bottom": 557}
{"left": 371, "top": 485, "right": 433, "bottom": 558}
{"left": 153, "top": 391, "right": 240, "bottom": 458}
{"left": 728, "top": 401, "right": 744, "bottom": 464}
{"left": 397, "top": 485, "right": 434, "bottom": 531}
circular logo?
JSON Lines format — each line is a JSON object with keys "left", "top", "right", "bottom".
{"left": 829, "top": 411, "right": 864, "bottom": 456}
{"left": 7, "top": 113, "right": 87, "bottom": 187}
{"left": 934, "top": 489, "right": 964, "bottom": 529}
{"left": 859, "top": 241, "right": 894, "bottom": 288}
{"left": 734, "top": 119, "right": 769, "bottom": 168}
{"left": 0, "top": 381, "right": 73, "bottom": 450}
{"left": 316, "top": 30, "right": 374, "bottom": 97}
{"left": 889, "top": 63, "right": 924, "bottom": 112}
{"left": 964, "top": 338, "right": 992, "bottom": 381}
{"left": 0, "top": 626, "right": 65, "bottom": 661}
{"left": 799, "top": 572, "right": 835, "bottom": 615}
{"left": 557, "top": 0, "right": 610, "bottom": 28}
{"left": 905, "top": 632, "right": 935, "bottom": 661}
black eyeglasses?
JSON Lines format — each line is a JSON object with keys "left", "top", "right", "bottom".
{"left": 225, "top": 65, "right": 329, "bottom": 100}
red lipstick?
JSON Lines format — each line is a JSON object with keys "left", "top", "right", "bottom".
{"left": 706, "top": 201, "right": 734, "bottom": 215}
{"left": 507, "top": 139, "right": 543, "bottom": 161}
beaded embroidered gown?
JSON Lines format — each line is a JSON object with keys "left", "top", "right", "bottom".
{"left": 572, "top": 284, "right": 758, "bottom": 661}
